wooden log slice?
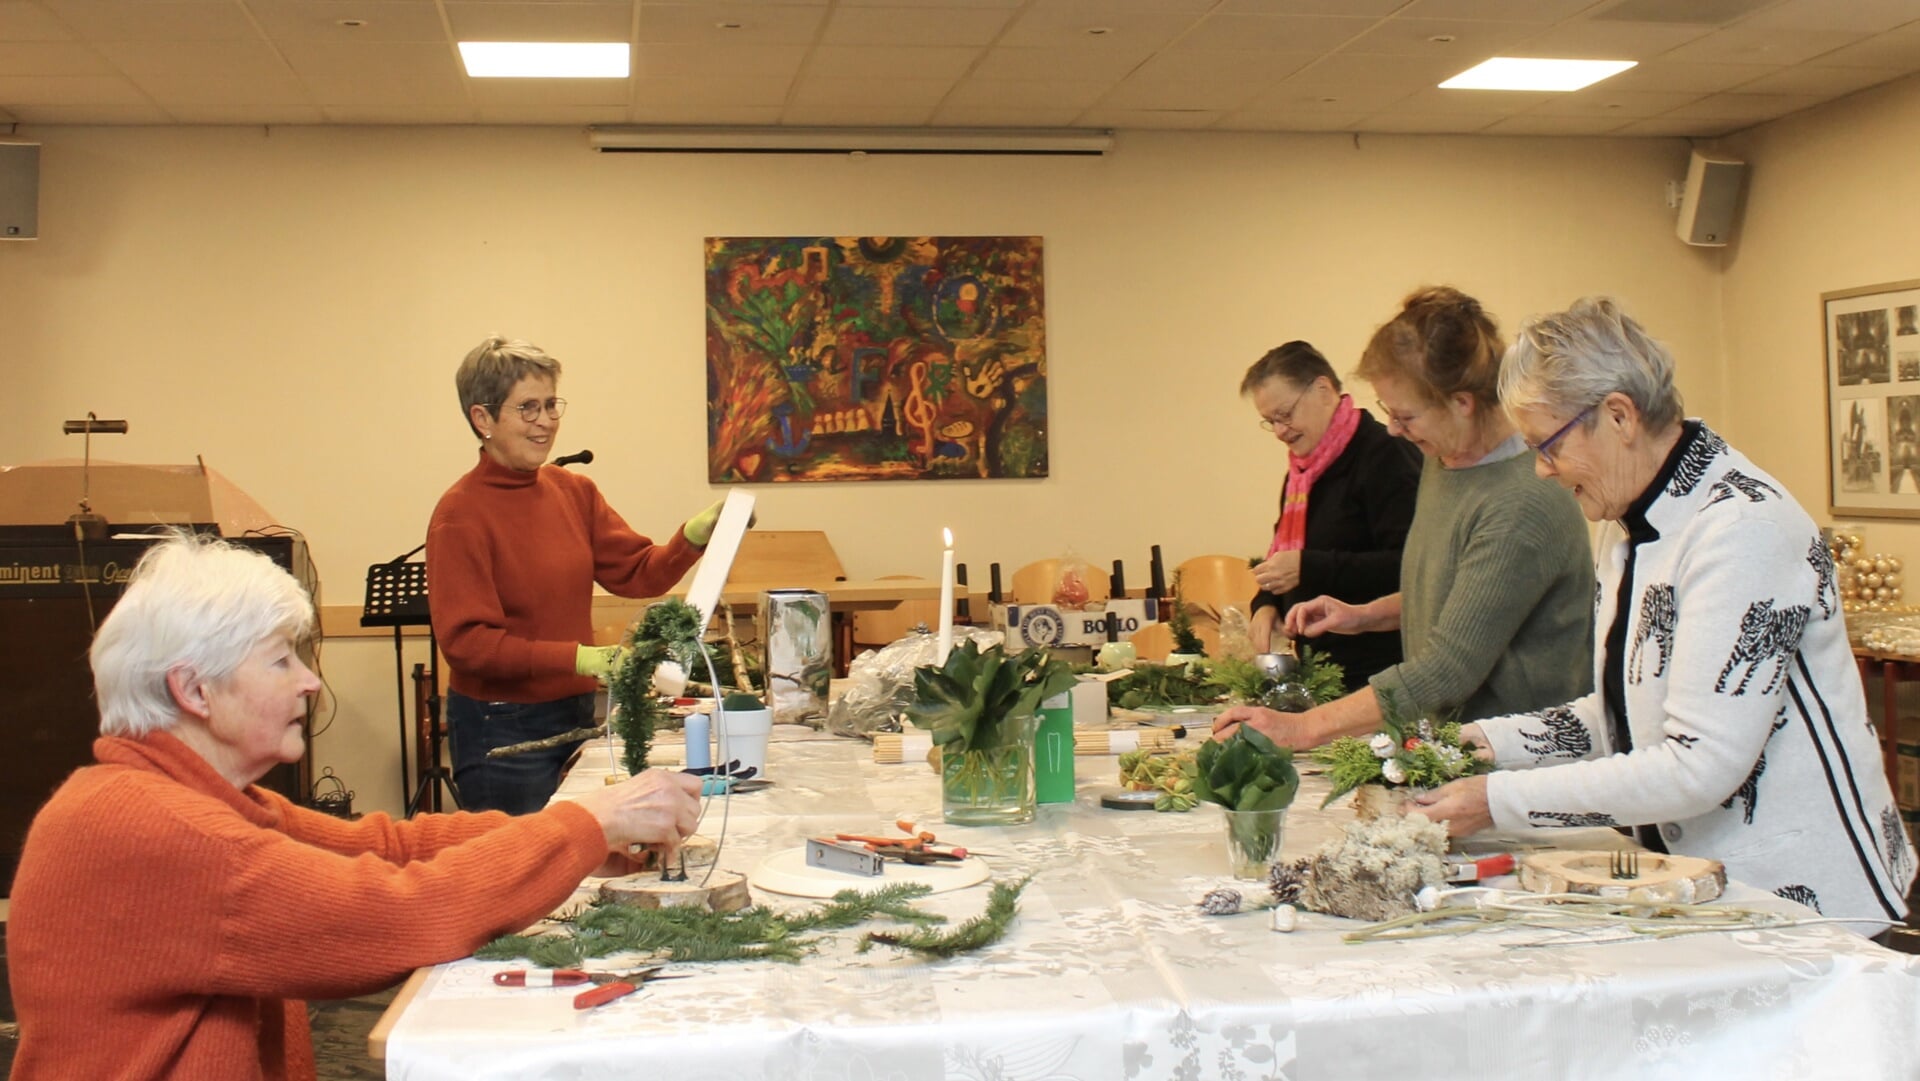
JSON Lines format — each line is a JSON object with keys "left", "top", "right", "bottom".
{"left": 1518, "top": 849, "right": 1725, "bottom": 904}
{"left": 597, "top": 868, "right": 752, "bottom": 913}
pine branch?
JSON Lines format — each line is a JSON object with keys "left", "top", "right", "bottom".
{"left": 857, "top": 877, "right": 1030, "bottom": 958}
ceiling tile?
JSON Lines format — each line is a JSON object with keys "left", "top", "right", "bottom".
{"left": 1218, "top": 0, "right": 1403, "bottom": 14}
{"left": 0, "top": 73, "right": 146, "bottom": 104}
{"left": 997, "top": 6, "right": 1201, "bottom": 50}
{"left": 1243, "top": 78, "right": 1414, "bottom": 110}
{"left": 635, "top": 4, "right": 825, "bottom": 45}
{"left": 1348, "top": 111, "right": 1496, "bottom": 132}
{"left": 1097, "top": 76, "right": 1265, "bottom": 111}
{"left": 1396, "top": 0, "right": 1597, "bottom": 20}
{"left": 1525, "top": 87, "right": 1705, "bottom": 117}
{"left": 474, "top": 103, "right": 629, "bottom": 123}
{"left": 36, "top": 0, "right": 262, "bottom": 41}
{"left": 0, "top": 40, "right": 113, "bottom": 74}
{"left": 1659, "top": 89, "right": 1826, "bottom": 121}
{"left": 1026, "top": 0, "right": 1214, "bottom": 11}
{"left": 1215, "top": 107, "right": 1370, "bottom": 129}
{"left": 842, "top": 0, "right": 1018, "bottom": 7}
{"left": 630, "top": 73, "right": 791, "bottom": 105}
{"left": 635, "top": 42, "right": 807, "bottom": 79}
{"left": 1738, "top": 0, "right": 1920, "bottom": 34}
{"left": 0, "top": 1, "right": 77, "bottom": 40}
{"left": 970, "top": 44, "right": 1152, "bottom": 80}
{"left": 929, "top": 104, "right": 1086, "bottom": 125}
{"left": 788, "top": 74, "right": 951, "bottom": 106}
{"left": 4, "top": 101, "right": 172, "bottom": 121}
{"left": 807, "top": 44, "right": 983, "bottom": 80}
{"left": 1503, "top": 20, "right": 1715, "bottom": 59}
{"left": 1074, "top": 105, "right": 1223, "bottom": 127}
{"left": 1168, "top": 13, "right": 1375, "bottom": 53}
{"left": 940, "top": 76, "right": 1108, "bottom": 109}
{"left": 1610, "top": 114, "right": 1734, "bottom": 135}
{"left": 1397, "top": 86, "right": 1553, "bottom": 115}
{"left": 448, "top": 3, "right": 634, "bottom": 42}
{"left": 1338, "top": 17, "right": 1535, "bottom": 56}
{"left": 466, "top": 76, "right": 632, "bottom": 105}
{"left": 1603, "top": 59, "right": 1782, "bottom": 92}
{"left": 320, "top": 103, "right": 478, "bottom": 123}
{"left": 820, "top": 6, "right": 1012, "bottom": 47}
{"left": 247, "top": 1, "right": 450, "bottom": 44}
{"left": 92, "top": 40, "right": 311, "bottom": 104}
{"left": 1734, "top": 64, "right": 1908, "bottom": 95}
{"left": 779, "top": 101, "right": 935, "bottom": 123}
{"left": 164, "top": 103, "right": 328, "bottom": 122}
{"left": 1292, "top": 50, "right": 1465, "bottom": 88}
{"left": 1479, "top": 114, "right": 1636, "bottom": 135}
{"left": 276, "top": 41, "right": 469, "bottom": 105}
{"left": 1658, "top": 25, "right": 1870, "bottom": 65}
{"left": 624, "top": 102, "right": 784, "bottom": 123}
{"left": 1805, "top": 21, "right": 1920, "bottom": 68}
{"left": 1130, "top": 48, "right": 1314, "bottom": 84}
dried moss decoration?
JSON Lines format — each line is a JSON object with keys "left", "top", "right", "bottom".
{"left": 608, "top": 599, "right": 707, "bottom": 775}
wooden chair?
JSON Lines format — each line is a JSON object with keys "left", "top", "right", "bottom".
{"left": 1009, "top": 558, "right": 1111, "bottom": 605}
{"left": 726, "top": 530, "right": 846, "bottom": 584}
{"left": 1128, "top": 620, "right": 1174, "bottom": 663}
{"left": 1174, "top": 554, "right": 1259, "bottom": 620}
{"left": 851, "top": 574, "right": 942, "bottom": 651}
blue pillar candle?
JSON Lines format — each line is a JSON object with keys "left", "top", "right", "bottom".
{"left": 684, "top": 712, "right": 712, "bottom": 771}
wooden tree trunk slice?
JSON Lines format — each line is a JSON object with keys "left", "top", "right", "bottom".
{"left": 1350, "top": 784, "right": 1429, "bottom": 821}
{"left": 1518, "top": 850, "right": 1725, "bottom": 904}
{"left": 597, "top": 868, "right": 752, "bottom": 913}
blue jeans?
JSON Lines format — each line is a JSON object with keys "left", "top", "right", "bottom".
{"left": 447, "top": 691, "right": 596, "bottom": 815}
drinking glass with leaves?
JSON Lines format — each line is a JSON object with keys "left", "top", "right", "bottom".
{"left": 908, "top": 640, "right": 1076, "bottom": 826}
{"left": 1188, "top": 727, "right": 1299, "bottom": 878}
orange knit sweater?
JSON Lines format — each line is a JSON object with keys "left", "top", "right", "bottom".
{"left": 8, "top": 731, "right": 607, "bottom": 1081}
{"left": 427, "top": 450, "right": 705, "bottom": 703}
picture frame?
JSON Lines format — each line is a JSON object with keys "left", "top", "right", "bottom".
{"left": 1825, "top": 278, "right": 1920, "bottom": 518}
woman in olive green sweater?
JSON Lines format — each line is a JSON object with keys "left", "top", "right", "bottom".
{"left": 1215, "top": 287, "right": 1592, "bottom": 747}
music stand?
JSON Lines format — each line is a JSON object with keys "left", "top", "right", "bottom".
{"left": 360, "top": 553, "right": 457, "bottom": 816}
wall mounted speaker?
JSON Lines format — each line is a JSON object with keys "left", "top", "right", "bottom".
{"left": 1675, "top": 150, "right": 1745, "bottom": 247}
{"left": 0, "top": 142, "right": 38, "bottom": 240}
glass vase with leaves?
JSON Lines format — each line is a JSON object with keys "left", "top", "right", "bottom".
{"left": 908, "top": 640, "right": 1076, "bottom": 826}
{"left": 1188, "top": 727, "right": 1299, "bottom": 878}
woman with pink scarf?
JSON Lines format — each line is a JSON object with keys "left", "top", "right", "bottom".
{"left": 1243, "top": 341, "right": 1421, "bottom": 686}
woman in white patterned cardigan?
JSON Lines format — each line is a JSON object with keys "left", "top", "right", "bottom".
{"left": 1415, "top": 296, "right": 1913, "bottom": 935}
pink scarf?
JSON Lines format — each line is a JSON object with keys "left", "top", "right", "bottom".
{"left": 1269, "top": 394, "right": 1362, "bottom": 556}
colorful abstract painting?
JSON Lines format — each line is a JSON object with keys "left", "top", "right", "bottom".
{"left": 705, "top": 236, "right": 1048, "bottom": 483}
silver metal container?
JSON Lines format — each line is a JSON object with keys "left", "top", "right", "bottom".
{"left": 761, "top": 589, "right": 832, "bottom": 729}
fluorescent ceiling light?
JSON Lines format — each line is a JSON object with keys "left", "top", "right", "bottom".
{"left": 587, "top": 126, "right": 1114, "bottom": 156}
{"left": 1440, "top": 57, "right": 1636, "bottom": 92}
{"left": 459, "top": 41, "right": 629, "bottom": 79}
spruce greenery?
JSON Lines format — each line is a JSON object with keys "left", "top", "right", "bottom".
{"left": 609, "top": 600, "right": 707, "bottom": 775}
{"left": 858, "top": 877, "right": 1030, "bottom": 958}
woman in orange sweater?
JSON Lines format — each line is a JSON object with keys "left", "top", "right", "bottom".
{"left": 8, "top": 534, "right": 703, "bottom": 1081}
{"left": 429, "top": 335, "right": 724, "bottom": 813}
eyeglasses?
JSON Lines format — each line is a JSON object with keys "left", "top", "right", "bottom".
{"left": 1258, "top": 383, "right": 1316, "bottom": 433}
{"left": 502, "top": 397, "right": 567, "bottom": 423}
{"left": 1374, "top": 399, "right": 1421, "bottom": 429}
{"left": 1528, "top": 404, "right": 1595, "bottom": 467}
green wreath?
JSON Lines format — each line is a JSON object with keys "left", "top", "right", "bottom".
{"left": 607, "top": 599, "right": 707, "bottom": 776}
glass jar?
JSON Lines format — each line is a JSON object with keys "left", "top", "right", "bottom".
{"left": 941, "top": 713, "right": 1039, "bottom": 826}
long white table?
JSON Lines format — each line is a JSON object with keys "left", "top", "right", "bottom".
{"left": 376, "top": 731, "right": 1920, "bottom": 1080}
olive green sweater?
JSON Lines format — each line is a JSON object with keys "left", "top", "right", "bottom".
{"left": 1370, "top": 448, "right": 1594, "bottom": 723}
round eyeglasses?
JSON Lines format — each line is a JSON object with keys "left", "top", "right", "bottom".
{"left": 1528, "top": 404, "right": 1595, "bottom": 467}
{"left": 503, "top": 397, "right": 566, "bottom": 423}
{"left": 1258, "top": 383, "right": 1315, "bottom": 433}
{"left": 1374, "top": 399, "right": 1421, "bottom": 429}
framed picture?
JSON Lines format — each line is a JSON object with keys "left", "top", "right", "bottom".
{"left": 1826, "top": 279, "right": 1920, "bottom": 518}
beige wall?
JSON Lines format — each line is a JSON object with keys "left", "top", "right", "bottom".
{"left": 4, "top": 125, "right": 1726, "bottom": 815}
{"left": 1721, "top": 73, "right": 1920, "bottom": 545}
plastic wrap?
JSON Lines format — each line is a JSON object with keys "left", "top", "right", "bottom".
{"left": 827, "top": 625, "right": 1004, "bottom": 739}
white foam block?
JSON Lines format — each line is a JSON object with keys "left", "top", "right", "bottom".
{"left": 682, "top": 489, "right": 756, "bottom": 629}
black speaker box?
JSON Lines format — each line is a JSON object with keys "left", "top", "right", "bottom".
{"left": 0, "top": 142, "right": 38, "bottom": 240}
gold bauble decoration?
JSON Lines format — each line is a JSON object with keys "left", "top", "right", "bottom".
{"left": 1856, "top": 558, "right": 1874, "bottom": 575}
{"left": 1875, "top": 558, "right": 1893, "bottom": 575}
{"left": 1887, "top": 573, "right": 1902, "bottom": 589}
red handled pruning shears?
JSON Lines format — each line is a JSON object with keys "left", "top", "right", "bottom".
{"left": 493, "top": 966, "right": 691, "bottom": 1009}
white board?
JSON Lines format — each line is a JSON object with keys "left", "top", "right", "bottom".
{"left": 682, "top": 488, "right": 756, "bottom": 630}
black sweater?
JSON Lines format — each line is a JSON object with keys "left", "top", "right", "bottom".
{"left": 1251, "top": 410, "right": 1423, "bottom": 689}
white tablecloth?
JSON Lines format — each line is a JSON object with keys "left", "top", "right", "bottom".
{"left": 383, "top": 732, "right": 1920, "bottom": 1081}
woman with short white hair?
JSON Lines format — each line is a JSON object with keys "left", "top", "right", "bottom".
{"left": 1415, "top": 296, "right": 1914, "bottom": 934}
{"left": 8, "top": 533, "right": 702, "bottom": 1080}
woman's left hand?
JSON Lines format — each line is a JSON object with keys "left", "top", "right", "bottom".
{"left": 1407, "top": 775, "right": 1493, "bottom": 838}
{"left": 1253, "top": 551, "right": 1302, "bottom": 595}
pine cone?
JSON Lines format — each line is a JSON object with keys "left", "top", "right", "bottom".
{"left": 1199, "top": 888, "right": 1243, "bottom": 916}
{"left": 1268, "top": 858, "right": 1309, "bottom": 905}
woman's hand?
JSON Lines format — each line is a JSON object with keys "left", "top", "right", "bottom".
{"left": 1249, "top": 607, "right": 1279, "bottom": 654}
{"left": 1212, "top": 705, "right": 1314, "bottom": 748}
{"left": 1457, "top": 722, "right": 1495, "bottom": 763}
{"left": 1253, "top": 551, "right": 1302, "bottom": 596}
{"left": 1285, "top": 595, "right": 1356, "bottom": 638}
{"left": 574, "top": 769, "right": 703, "bottom": 853}
{"left": 1407, "top": 775, "right": 1493, "bottom": 838}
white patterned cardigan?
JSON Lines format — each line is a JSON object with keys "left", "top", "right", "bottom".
{"left": 1477, "top": 421, "right": 1914, "bottom": 931}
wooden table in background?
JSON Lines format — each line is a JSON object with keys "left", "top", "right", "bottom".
{"left": 1855, "top": 646, "right": 1918, "bottom": 794}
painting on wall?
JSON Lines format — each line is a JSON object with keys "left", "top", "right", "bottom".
{"left": 705, "top": 236, "right": 1048, "bottom": 483}
{"left": 1825, "top": 279, "right": 1920, "bottom": 517}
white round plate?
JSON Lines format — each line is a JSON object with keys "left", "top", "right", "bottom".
{"left": 749, "top": 846, "right": 990, "bottom": 898}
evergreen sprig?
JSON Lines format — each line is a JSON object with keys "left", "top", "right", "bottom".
{"left": 474, "top": 883, "right": 954, "bottom": 968}
{"left": 857, "top": 877, "right": 1030, "bottom": 958}
{"left": 609, "top": 600, "right": 708, "bottom": 774}
{"left": 1308, "top": 691, "right": 1487, "bottom": 807}
{"left": 1167, "top": 570, "right": 1206, "bottom": 656}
